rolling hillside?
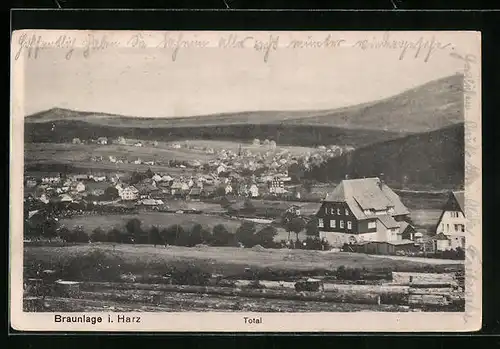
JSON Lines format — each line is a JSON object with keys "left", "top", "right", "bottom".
{"left": 283, "top": 74, "right": 464, "bottom": 133}
{"left": 305, "top": 123, "right": 465, "bottom": 190}
{"left": 26, "top": 73, "right": 463, "bottom": 132}
{"left": 23, "top": 120, "right": 402, "bottom": 148}
{"left": 24, "top": 73, "right": 464, "bottom": 150}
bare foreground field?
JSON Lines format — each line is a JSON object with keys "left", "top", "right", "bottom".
{"left": 25, "top": 243, "right": 462, "bottom": 273}
{"left": 23, "top": 243, "right": 464, "bottom": 312}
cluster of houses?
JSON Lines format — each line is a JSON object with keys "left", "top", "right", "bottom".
{"left": 24, "top": 167, "right": 299, "bottom": 208}
{"left": 315, "top": 177, "right": 466, "bottom": 253}
{"left": 25, "top": 170, "right": 467, "bottom": 255}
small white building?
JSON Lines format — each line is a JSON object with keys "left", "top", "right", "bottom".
{"left": 249, "top": 184, "right": 259, "bottom": 198}
{"left": 120, "top": 186, "right": 139, "bottom": 201}
{"left": 434, "top": 191, "right": 466, "bottom": 251}
{"left": 97, "top": 137, "right": 108, "bottom": 145}
{"left": 217, "top": 165, "right": 227, "bottom": 175}
{"left": 71, "top": 182, "right": 86, "bottom": 193}
{"left": 39, "top": 194, "right": 49, "bottom": 204}
{"left": 59, "top": 194, "right": 73, "bottom": 203}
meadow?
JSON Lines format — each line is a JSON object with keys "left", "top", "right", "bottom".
{"left": 24, "top": 142, "right": 217, "bottom": 164}
{"left": 60, "top": 212, "right": 252, "bottom": 233}
{"left": 59, "top": 211, "right": 290, "bottom": 240}
{"left": 24, "top": 243, "right": 462, "bottom": 282}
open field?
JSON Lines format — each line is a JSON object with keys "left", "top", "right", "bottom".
{"left": 59, "top": 212, "right": 260, "bottom": 233}
{"left": 24, "top": 243, "right": 463, "bottom": 279}
{"left": 23, "top": 244, "right": 464, "bottom": 312}
{"left": 170, "top": 139, "right": 317, "bottom": 156}
{"left": 25, "top": 142, "right": 217, "bottom": 164}
{"left": 25, "top": 160, "right": 197, "bottom": 177}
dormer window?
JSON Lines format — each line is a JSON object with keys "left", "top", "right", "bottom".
{"left": 345, "top": 209, "right": 349, "bottom": 216}
{"left": 337, "top": 208, "right": 341, "bottom": 215}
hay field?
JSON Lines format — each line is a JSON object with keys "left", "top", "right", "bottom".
{"left": 25, "top": 243, "right": 462, "bottom": 277}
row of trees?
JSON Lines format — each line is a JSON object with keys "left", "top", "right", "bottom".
{"left": 32, "top": 216, "right": 329, "bottom": 251}
{"left": 53, "top": 219, "right": 280, "bottom": 249}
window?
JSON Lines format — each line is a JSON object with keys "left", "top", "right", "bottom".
{"left": 368, "top": 221, "right": 376, "bottom": 229}
{"left": 330, "top": 220, "right": 336, "bottom": 228}
{"left": 345, "top": 209, "right": 349, "bottom": 216}
{"left": 324, "top": 207, "right": 328, "bottom": 214}
{"left": 461, "top": 224, "right": 465, "bottom": 232}
{"left": 347, "top": 221, "right": 352, "bottom": 230}
{"left": 454, "top": 224, "right": 460, "bottom": 231}
{"left": 446, "top": 224, "right": 449, "bottom": 232}
{"left": 318, "top": 219, "right": 324, "bottom": 228}
{"left": 340, "top": 220, "right": 344, "bottom": 228}
{"left": 337, "top": 208, "right": 341, "bottom": 215}
{"left": 330, "top": 208, "right": 335, "bottom": 215}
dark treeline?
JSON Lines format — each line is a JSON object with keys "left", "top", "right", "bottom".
{"left": 25, "top": 213, "right": 331, "bottom": 251}
{"left": 24, "top": 120, "right": 403, "bottom": 148}
{"left": 306, "top": 123, "right": 465, "bottom": 190}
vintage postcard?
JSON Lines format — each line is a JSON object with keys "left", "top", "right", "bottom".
{"left": 10, "top": 30, "right": 481, "bottom": 332}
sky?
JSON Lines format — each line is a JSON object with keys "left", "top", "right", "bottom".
{"left": 20, "top": 31, "right": 470, "bottom": 118}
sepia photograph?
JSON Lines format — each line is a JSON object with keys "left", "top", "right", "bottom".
{"left": 10, "top": 30, "right": 482, "bottom": 332}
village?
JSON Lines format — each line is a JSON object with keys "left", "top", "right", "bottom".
{"left": 24, "top": 136, "right": 466, "bottom": 259}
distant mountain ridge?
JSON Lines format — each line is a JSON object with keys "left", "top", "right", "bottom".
{"left": 26, "top": 73, "right": 464, "bottom": 134}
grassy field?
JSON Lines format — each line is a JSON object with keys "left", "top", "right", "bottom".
{"left": 25, "top": 142, "right": 217, "bottom": 164}
{"left": 173, "top": 139, "right": 317, "bottom": 156}
{"left": 59, "top": 212, "right": 253, "bottom": 233}
{"left": 24, "top": 243, "right": 463, "bottom": 283}
{"left": 24, "top": 243, "right": 463, "bottom": 312}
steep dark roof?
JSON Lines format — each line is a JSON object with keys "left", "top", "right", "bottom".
{"left": 452, "top": 191, "right": 465, "bottom": 213}
{"left": 324, "top": 178, "right": 409, "bottom": 219}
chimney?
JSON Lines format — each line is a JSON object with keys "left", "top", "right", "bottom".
{"left": 378, "top": 173, "right": 384, "bottom": 190}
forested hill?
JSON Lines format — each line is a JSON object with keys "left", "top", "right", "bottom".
{"left": 305, "top": 123, "right": 465, "bottom": 190}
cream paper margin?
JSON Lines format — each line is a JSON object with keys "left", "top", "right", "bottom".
{"left": 9, "top": 30, "right": 482, "bottom": 332}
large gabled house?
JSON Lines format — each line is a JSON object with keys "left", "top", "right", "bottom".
{"left": 434, "top": 191, "right": 466, "bottom": 251}
{"left": 316, "top": 177, "right": 410, "bottom": 247}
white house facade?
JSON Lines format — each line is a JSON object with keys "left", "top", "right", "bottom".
{"left": 434, "top": 191, "right": 466, "bottom": 251}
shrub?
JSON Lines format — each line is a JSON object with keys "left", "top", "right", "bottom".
{"left": 211, "top": 224, "right": 236, "bottom": 247}
{"left": 63, "top": 226, "right": 89, "bottom": 243}
{"left": 126, "top": 218, "right": 143, "bottom": 241}
{"left": 235, "top": 221, "right": 257, "bottom": 247}
{"left": 168, "top": 264, "right": 211, "bottom": 286}
{"left": 148, "top": 226, "right": 163, "bottom": 246}
{"left": 255, "top": 225, "right": 278, "bottom": 248}
{"left": 58, "top": 249, "right": 125, "bottom": 282}
{"left": 57, "top": 226, "right": 72, "bottom": 242}
{"left": 305, "top": 218, "right": 319, "bottom": 237}
{"left": 163, "top": 224, "right": 185, "bottom": 246}
{"left": 91, "top": 227, "right": 107, "bottom": 242}
{"left": 336, "top": 265, "right": 362, "bottom": 281}
{"left": 107, "top": 228, "right": 124, "bottom": 243}
{"left": 189, "top": 224, "right": 212, "bottom": 246}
